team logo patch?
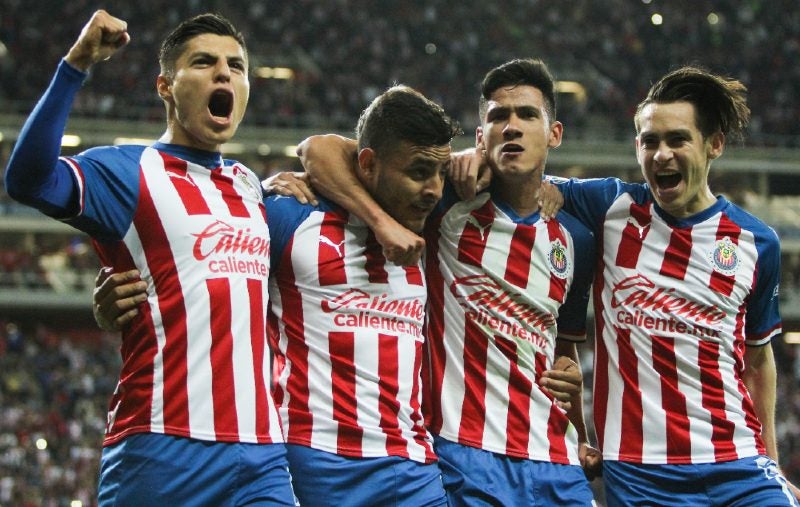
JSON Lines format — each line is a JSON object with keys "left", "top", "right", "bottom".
{"left": 707, "top": 236, "right": 739, "bottom": 276}
{"left": 548, "top": 239, "right": 570, "bottom": 279}
{"left": 233, "top": 165, "right": 263, "bottom": 200}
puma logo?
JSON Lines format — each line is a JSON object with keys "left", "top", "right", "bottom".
{"left": 627, "top": 216, "right": 650, "bottom": 239}
{"left": 465, "top": 214, "right": 491, "bottom": 242}
{"left": 319, "top": 235, "right": 345, "bottom": 257}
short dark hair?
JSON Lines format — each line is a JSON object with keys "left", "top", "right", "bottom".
{"left": 635, "top": 66, "right": 750, "bottom": 142}
{"left": 158, "top": 13, "right": 247, "bottom": 76}
{"left": 356, "top": 85, "right": 461, "bottom": 157}
{"left": 479, "top": 58, "right": 557, "bottom": 123}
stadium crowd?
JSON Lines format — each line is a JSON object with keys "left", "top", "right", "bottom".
{"left": 0, "top": 0, "right": 799, "bottom": 144}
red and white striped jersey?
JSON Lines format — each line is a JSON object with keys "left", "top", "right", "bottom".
{"left": 63, "top": 143, "right": 283, "bottom": 446}
{"left": 267, "top": 196, "right": 436, "bottom": 463}
{"left": 559, "top": 178, "right": 782, "bottom": 464}
{"left": 424, "top": 192, "right": 595, "bottom": 464}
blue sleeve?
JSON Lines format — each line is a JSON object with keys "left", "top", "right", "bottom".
{"left": 62, "top": 145, "right": 145, "bottom": 241}
{"left": 265, "top": 195, "right": 327, "bottom": 272}
{"left": 555, "top": 213, "right": 596, "bottom": 338}
{"left": 551, "top": 176, "right": 631, "bottom": 234}
{"left": 4, "top": 60, "right": 86, "bottom": 217}
{"left": 728, "top": 210, "right": 783, "bottom": 343}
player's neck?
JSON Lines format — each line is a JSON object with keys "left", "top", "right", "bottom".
{"left": 492, "top": 177, "right": 541, "bottom": 216}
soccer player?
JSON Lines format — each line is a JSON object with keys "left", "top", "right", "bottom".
{"left": 268, "top": 85, "right": 459, "bottom": 506}
{"left": 550, "top": 66, "right": 800, "bottom": 506}
{"left": 295, "top": 58, "right": 600, "bottom": 506}
{"left": 4, "top": 11, "right": 295, "bottom": 505}
{"left": 94, "top": 85, "right": 462, "bottom": 506}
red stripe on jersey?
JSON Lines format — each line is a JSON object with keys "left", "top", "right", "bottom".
{"left": 275, "top": 247, "right": 314, "bottom": 443}
{"left": 615, "top": 202, "right": 651, "bottom": 268}
{"left": 207, "top": 278, "right": 240, "bottom": 438}
{"left": 546, "top": 219, "right": 568, "bottom": 302}
{"left": 329, "top": 331, "right": 364, "bottom": 455}
{"left": 318, "top": 213, "right": 348, "bottom": 286}
{"left": 617, "top": 327, "right": 644, "bottom": 460}
{"left": 248, "top": 279, "right": 270, "bottom": 442}
{"left": 732, "top": 298, "right": 767, "bottom": 455}
{"left": 135, "top": 174, "right": 191, "bottom": 432}
{"left": 365, "top": 230, "right": 389, "bottom": 283}
{"left": 504, "top": 223, "right": 535, "bottom": 288}
{"left": 708, "top": 217, "right": 741, "bottom": 296}
{"left": 698, "top": 340, "right": 737, "bottom": 460}
{"left": 457, "top": 318, "right": 489, "bottom": 446}
{"left": 533, "top": 351, "right": 569, "bottom": 463}
{"left": 494, "top": 336, "right": 531, "bottom": 457}
{"left": 410, "top": 339, "right": 436, "bottom": 462}
{"left": 457, "top": 201, "right": 494, "bottom": 267}
{"left": 423, "top": 219, "right": 446, "bottom": 431}
{"left": 377, "top": 334, "right": 409, "bottom": 458}
{"left": 95, "top": 240, "right": 158, "bottom": 439}
{"left": 651, "top": 335, "right": 691, "bottom": 463}
{"left": 660, "top": 226, "right": 692, "bottom": 280}
{"left": 160, "top": 153, "right": 211, "bottom": 216}
{"left": 404, "top": 266, "right": 424, "bottom": 286}
{"left": 210, "top": 167, "right": 250, "bottom": 218}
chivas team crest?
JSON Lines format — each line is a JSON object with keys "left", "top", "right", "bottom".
{"left": 708, "top": 236, "right": 739, "bottom": 276}
{"left": 548, "top": 239, "right": 570, "bottom": 279}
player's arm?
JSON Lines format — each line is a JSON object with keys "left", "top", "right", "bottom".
{"left": 545, "top": 340, "right": 602, "bottom": 480}
{"left": 4, "top": 10, "right": 129, "bottom": 217}
{"left": 296, "top": 134, "right": 424, "bottom": 265}
{"left": 743, "top": 343, "right": 800, "bottom": 499}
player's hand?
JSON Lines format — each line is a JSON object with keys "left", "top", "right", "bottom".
{"left": 579, "top": 443, "right": 603, "bottom": 481}
{"left": 449, "top": 147, "right": 491, "bottom": 201}
{"left": 537, "top": 179, "right": 564, "bottom": 221}
{"left": 540, "top": 355, "right": 581, "bottom": 410}
{"left": 262, "top": 171, "right": 318, "bottom": 206}
{"left": 373, "top": 219, "right": 425, "bottom": 266}
{"left": 93, "top": 267, "right": 147, "bottom": 332}
{"left": 65, "top": 10, "right": 130, "bottom": 72}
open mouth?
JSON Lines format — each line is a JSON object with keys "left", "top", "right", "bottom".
{"left": 655, "top": 171, "right": 682, "bottom": 189}
{"left": 501, "top": 143, "right": 524, "bottom": 153}
{"left": 208, "top": 90, "right": 233, "bottom": 119}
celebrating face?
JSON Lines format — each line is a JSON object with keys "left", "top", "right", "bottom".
{"left": 158, "top": 33, "right": 250, "bottom": 152}
{"left": 636, "top": 101, "right": 723, "bottom": 218}
{"left": 477, "top": 84, "right": 562, "bottom": 184}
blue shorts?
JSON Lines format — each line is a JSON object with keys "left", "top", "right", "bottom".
{"left": 284, "top": 444, "right": 447, "bottom": 507}
{"left": 98, "top": 433, "right": 297, "bottom": 506}
{"left": 604, "top": 456, "right": 800, "bottom": 507}
{"left": 434, "top": 435, "right": 595, "bottom": 506}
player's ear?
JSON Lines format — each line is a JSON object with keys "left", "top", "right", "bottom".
{"left": 475, "top": 126, "right": 484, "bottom": 151}
{"left": 156, "top": 75, "right": 173, "bottom": 103}
{"left": 357, "top": 147, "right": 377, "bottom": 179}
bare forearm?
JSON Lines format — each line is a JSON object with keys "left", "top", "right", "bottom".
{"left": 298, "top": 134, "right": 391, "bottom": 228}
{"left": 743, "top": 345, "right": 778, "bottom": 460}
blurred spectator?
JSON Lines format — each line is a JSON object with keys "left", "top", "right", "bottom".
{"left": 0, "top": 0, "right": 798, "bottom": 144}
